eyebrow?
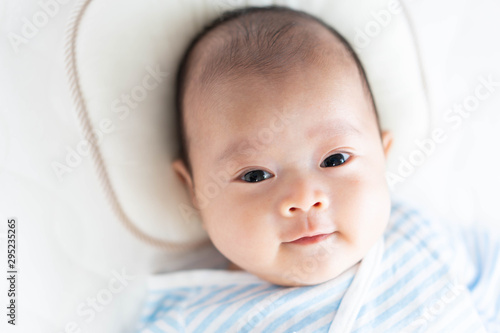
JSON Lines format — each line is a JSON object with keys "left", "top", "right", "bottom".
{"left": 215, "top": 121, "right": 361, "bottom": 164}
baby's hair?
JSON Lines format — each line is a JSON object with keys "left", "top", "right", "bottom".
{"left": 175, "top": 5, "right": 380, "bottom": 174}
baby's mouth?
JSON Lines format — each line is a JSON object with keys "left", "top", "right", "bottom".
{"left": 287, "top": 232, "right": 336, "bottom": 245}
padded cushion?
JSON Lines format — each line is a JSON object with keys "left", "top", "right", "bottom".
{"left": 75, "top": 0, "right": 429, "bottom": 247}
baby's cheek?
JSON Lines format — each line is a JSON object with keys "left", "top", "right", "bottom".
{"left": 206, "top": 190, "right": 270, "bottom": 241}
{"left": 336, "top": 174, "right": 388, "bottom": 238}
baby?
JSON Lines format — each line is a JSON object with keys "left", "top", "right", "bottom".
{"left": 137, "top": 6, "right": 499, "bottom": 332}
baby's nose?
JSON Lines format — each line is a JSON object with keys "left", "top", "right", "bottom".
{"left": 280, "top": 189, "right": 329, "bottom": 217}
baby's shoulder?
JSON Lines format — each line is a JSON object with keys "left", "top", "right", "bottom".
{"left": 136, "top": 269, "right": 266, "bottom": 330}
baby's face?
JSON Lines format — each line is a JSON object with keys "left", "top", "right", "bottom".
{"left": 175, "top": 56, "right": 392, "bottom": 286}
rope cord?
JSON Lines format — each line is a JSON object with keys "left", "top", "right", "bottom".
{"left": 63, "top": 0, "right": 210, "bottom": 252}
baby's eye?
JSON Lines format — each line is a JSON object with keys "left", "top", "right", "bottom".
{"left": 320, "top": 153, "right": 350, "bottom": 168}
{"left": 241, "top": 170, "right": 273, "bottom": 183}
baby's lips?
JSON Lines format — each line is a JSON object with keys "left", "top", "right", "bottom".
{"left": 286, "top": 232, "right": 337, "bottom": 245}
{"left": 286, "top": 230, "right": 337, "bottom": 243}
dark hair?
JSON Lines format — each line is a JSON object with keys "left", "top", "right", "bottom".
{"left": 174, "top": 5, "right": 379, "bottom": 174}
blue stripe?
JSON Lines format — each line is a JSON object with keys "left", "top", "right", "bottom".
{"left": 143, "top": 298, "right": 183, "bottom": 323}
{"left": 185, "top": 284, "right": 240, "bottom": 324}
{"left": 389, "top": 201, "right": 404, "bottom": 216}
{"left": 354, "top": 264, "right": 449, "bottom": 332}
{"left": 146, "top": 293, "right": 187, "bottom": 310}
{"left": 215, "top": 286, "right": 294, "bottom": 332}
{"left": 192, "top": 285, "right": 277, "bottom": 333}
{"left": 382, "top": 222, "right": 419, "bottom": 260}
{"left": 261, "top": 276, "right": 354, "bottom": 332}
{"left": 186, "top": 284, "right": 261, "bottom": 325}
{"left": 189, "top": 284, "right": 239, "bottom": 308}
{"left": 374, "top": 232, "right": 438, "bottom": 288}
{"left": 144, "top": 287, "right": 209, "bottom": 322}
{"left": 357, "top": 247, "right": 435, "bottom": 319}
{"left": 390, "top": 281, "right": 464, "bottom": 332}
{"left": 287, "top": 298, "right": 342, "bottom": 332}
{"left": 385, "top": 208, "right": 418, "bottom": 237}
{"left": 381, "top": 209, "right": 424, "bottom": 260}
{"left": 314, "top": 322, "right": 331, "bottom": 333}
{"left": 148, "top": 315, "right": 182, "bottom": 332}
{"left": 236, "top": 286, "right": 312, "bottom": 332}
{"left": 467, "top": 229, "right": 483, "bottom": 290}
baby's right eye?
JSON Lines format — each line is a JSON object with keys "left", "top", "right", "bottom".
{"left": 240, "top": 170, "right": 273, "bottom": 183}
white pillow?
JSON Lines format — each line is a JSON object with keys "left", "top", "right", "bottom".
{"left": 71, "top": 0, "right": 429, "bottom": 252}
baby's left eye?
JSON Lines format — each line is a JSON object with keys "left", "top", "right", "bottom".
{"left": 320, "top": 153, "right": 350, "bottom": 168}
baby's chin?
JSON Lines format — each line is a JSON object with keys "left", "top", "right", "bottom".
{"left": 224, "top": 241, "right": 367, "bottom": 286}
{"left": 254, "top": 267, "right": 351, "bottom": 287}
{"left": 239, "top": 256, "right": 360, "bottom": 287}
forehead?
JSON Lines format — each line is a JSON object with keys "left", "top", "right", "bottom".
{"left": 184, "top": 57, "right": 377, "bottom": 165}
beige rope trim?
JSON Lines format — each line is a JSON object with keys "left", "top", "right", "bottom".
{"left": 64, "top": 0, "right": 210, "bottom": 252}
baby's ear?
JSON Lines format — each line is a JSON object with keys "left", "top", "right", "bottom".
{"left": 381, "top": 131, "right": 393, "bottom": 158}
{"left": 172, "top": 159, "right": 199, "bottom": 209}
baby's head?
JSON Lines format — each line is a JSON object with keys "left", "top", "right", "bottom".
{"left": 173, "top": 6, "right": 393, "bottom": 286}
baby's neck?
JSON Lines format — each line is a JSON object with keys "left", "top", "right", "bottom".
{"left": 227, "top": 261, "right": 242, "bottom": 271}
